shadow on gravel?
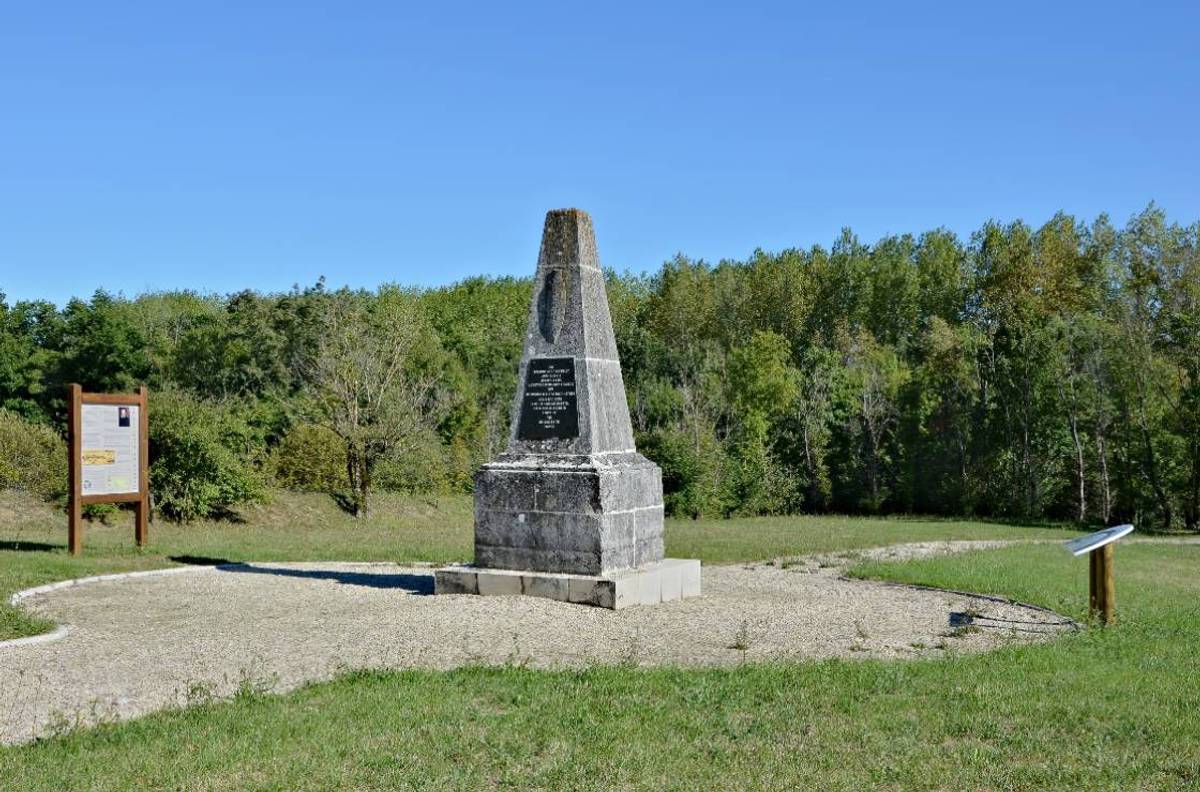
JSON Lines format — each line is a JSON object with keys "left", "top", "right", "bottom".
{"left": 215, "top": 563, "right": 435, "bottom": 594}
{"left": 169, "top": 555, "right": 233, "bottom": 566}
{"left": 950, "top": 610, "right": 1075, "bottom": 634}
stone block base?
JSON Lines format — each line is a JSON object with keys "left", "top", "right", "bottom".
{"left": 434, "top": 558, "right": 700, "bottom": 610}
{"left": 473, "top": 455, "right": 665, "bottom": 576}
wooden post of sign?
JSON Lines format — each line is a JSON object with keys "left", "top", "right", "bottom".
{"left": 1101, "top": 543, "right": 1116, "bottom": 625}
{"left": 1088, "top": 545, "right": 1116, "bottom": 625}
{"left": 67, "top": 384, "right": 83, "bottom": 555}
{"left": 134, "top": 385, "right": 149, "bottom": 547}
{"left": 1068, "top": 524, "right": 1131, "bottom": 628}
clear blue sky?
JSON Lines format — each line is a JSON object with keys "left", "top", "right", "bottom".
{"left": 2, "top": 1, "right": 1197, "bottom": 305}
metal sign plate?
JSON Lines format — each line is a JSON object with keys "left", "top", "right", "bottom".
{"left": 1064, "top": 524, "right": 1134, "bottom": 556}
{"left": 516, "top": 357, "right": 579, "bottom": 440}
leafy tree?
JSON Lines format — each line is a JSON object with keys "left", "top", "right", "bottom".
{"left": 56, "top": 291, "right": 152, "bottom": 403}
{"left": 839, "top": 330, "right": 908, "bottom": 512}
{"left": 307, "top": 289, "right": 444, "bottom": 517}
{"left": 4, "top": 206, "right": 1199, "bottom": 529}
{"left": 786, "top": 345, "right": 844, "bottom": 511}
{"left": 149, "top": 389, "right": 265, "bottom": 521}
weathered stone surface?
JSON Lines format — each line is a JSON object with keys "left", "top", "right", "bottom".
{"left": 475, "top": 545, "right": 602, "bottom": 576}
{"left": 474, "top": 454, "right": 665, "bottom": 575}
{"left": 434, "top": 559, "right": 702, "bottom": 610}
{"left": 433, "top": 209, "right": 699, "bottom": 605}
{"left": 432, "top": 566, "right": 478, "bottom": 595}
{"left": 477, "top": 570, "right": 522, "bottom": 597}
{"left": 502, "top": 209, "right": 635, "bottom": 458}
{"left": 522, "top": 574, "right": 569, "bottom": 601}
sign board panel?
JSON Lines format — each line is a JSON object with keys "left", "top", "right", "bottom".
{"left": 1064, "top": 524, "right": 1134, "bottom": 556}
{"left": 80, "top": 403, "right": 140, "bottom": 496}
{"left": 66, "top": 384, "right": 149, "bottom": 554}
{"left": 517, "top": 357, "right": 579, "bottom": 440}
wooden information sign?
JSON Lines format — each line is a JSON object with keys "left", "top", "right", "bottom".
{"left": 1064, "top": 523, "right": 1133, "bottom": 625}
{"left": 66, "top": 384, "right": 150, "bottom": 555}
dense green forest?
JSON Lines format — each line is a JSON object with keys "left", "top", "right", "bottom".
{"left": 2, "top": 206, "right": 1197, "bottom": 529}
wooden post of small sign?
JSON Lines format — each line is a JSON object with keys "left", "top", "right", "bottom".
{"left": 1066, "top": 524, "right": 1132, "bottom": 628}
{"left": 67, "top": 383, "right": 83, "bottom": 555}
{"left": 1065, "top": 523, "right": 1128, "bottom": 628}
{"left": 66, "top": 384, "right": 150, "bottom": 555}
{"left": 135, "top": 385, "right": 149, "bottom": 546}
{"left": 1087, "top": 545, "right": 1118, "bottom": 625}
{"left": 1101, "top": 543, "right": 1116, "bottom": 625}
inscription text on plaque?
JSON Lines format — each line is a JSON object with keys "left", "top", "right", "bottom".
{"left": 517, "top": 357, "right": 579, "bottom": 440}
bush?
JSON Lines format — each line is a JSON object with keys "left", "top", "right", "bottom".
{"left": 270, "top": 423, "right": 348, "bottom": 492}
{"left": 149, "top": 390, "right": 265, "bottom": 521}
{"left": 373, "top": 427, "right": 452, "bottom": 494}
{"left": 0, "top": 409, "right": 67, "bottom": 500}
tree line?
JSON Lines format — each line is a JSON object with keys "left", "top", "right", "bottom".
{"left": 1, "top": 205, "right": 1197, "bottom": 529}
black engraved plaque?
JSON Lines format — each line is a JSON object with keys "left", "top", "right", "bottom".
{"left": 517, "top": 357, "right": 579, "bottom": 440}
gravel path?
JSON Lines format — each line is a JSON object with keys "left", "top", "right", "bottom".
{"left": 0, "top": 540, "right": 1074, "bottom": 744}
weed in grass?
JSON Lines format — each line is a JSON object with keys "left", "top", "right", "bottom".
{"left": 619, "top": 631, "right": 642, "bottom": 668}
{"left": 43, "top": 709, "right": 74, "bottom": 740}
{"left": 40, "top": 699, "right": 116, "bottom": 742}
{"left": 729, "top": 620, "right": 753, "bottom": 655}
{"left": 183, "top": 680, "right": 217, "bottom": 706}
{"left": 779, "top": 557, "right": 814, "bottom": 572}
{"left": 504, "top": 632, "right": 529, "bottom": 668}
{"left": 233, "top": 666, "right": 279, "bottom": 701}
{"left": 461, "top": 634, "right": 488, "bottom": 666}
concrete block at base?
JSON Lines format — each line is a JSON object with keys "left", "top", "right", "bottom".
{"left": 523, "top": 574, "right": 569, "bottom": 601}
{"left": 434, "top": 558, "right": 701, "bottom": 610}
{"left": 568, "top": 576, "right": 615, "bottom": 608}
{"left": 433, "top": 566, "right": 478, "bottom": 595}
{"left": 680, "top": 559, "right": 702, "bottom": 598}
{"left": 660, "top": 561, "right": 682, "bottom": 602}
{"left": 477, "top": 570, "right": 523, "bottom": 597}
{"left": 637, "top": 565, "right": 662, "bottom": 606}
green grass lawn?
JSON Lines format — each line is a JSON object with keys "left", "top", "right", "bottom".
{"left": 3, "top": 491, "right": 1198, "bottom": 789}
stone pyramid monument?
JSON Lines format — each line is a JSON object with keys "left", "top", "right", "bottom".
{"left": 435, "top": 209, "right": 701, "bottom": 608}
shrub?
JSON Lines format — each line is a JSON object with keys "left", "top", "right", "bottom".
{"left": 373, "top": 427, "right": 451, "bottom": 494}
{"left": 149, "top": 390, "right": 265, "bottom": 521}
{"left": 0, "top": 409, "right": 67, "bottom": 501}
{"left": 270, "top": 423, "right": 348, "bottom": 492}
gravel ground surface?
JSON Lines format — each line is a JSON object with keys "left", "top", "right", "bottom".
{"left": 0, "top": 540, "right": 1073, "bottom": 744}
